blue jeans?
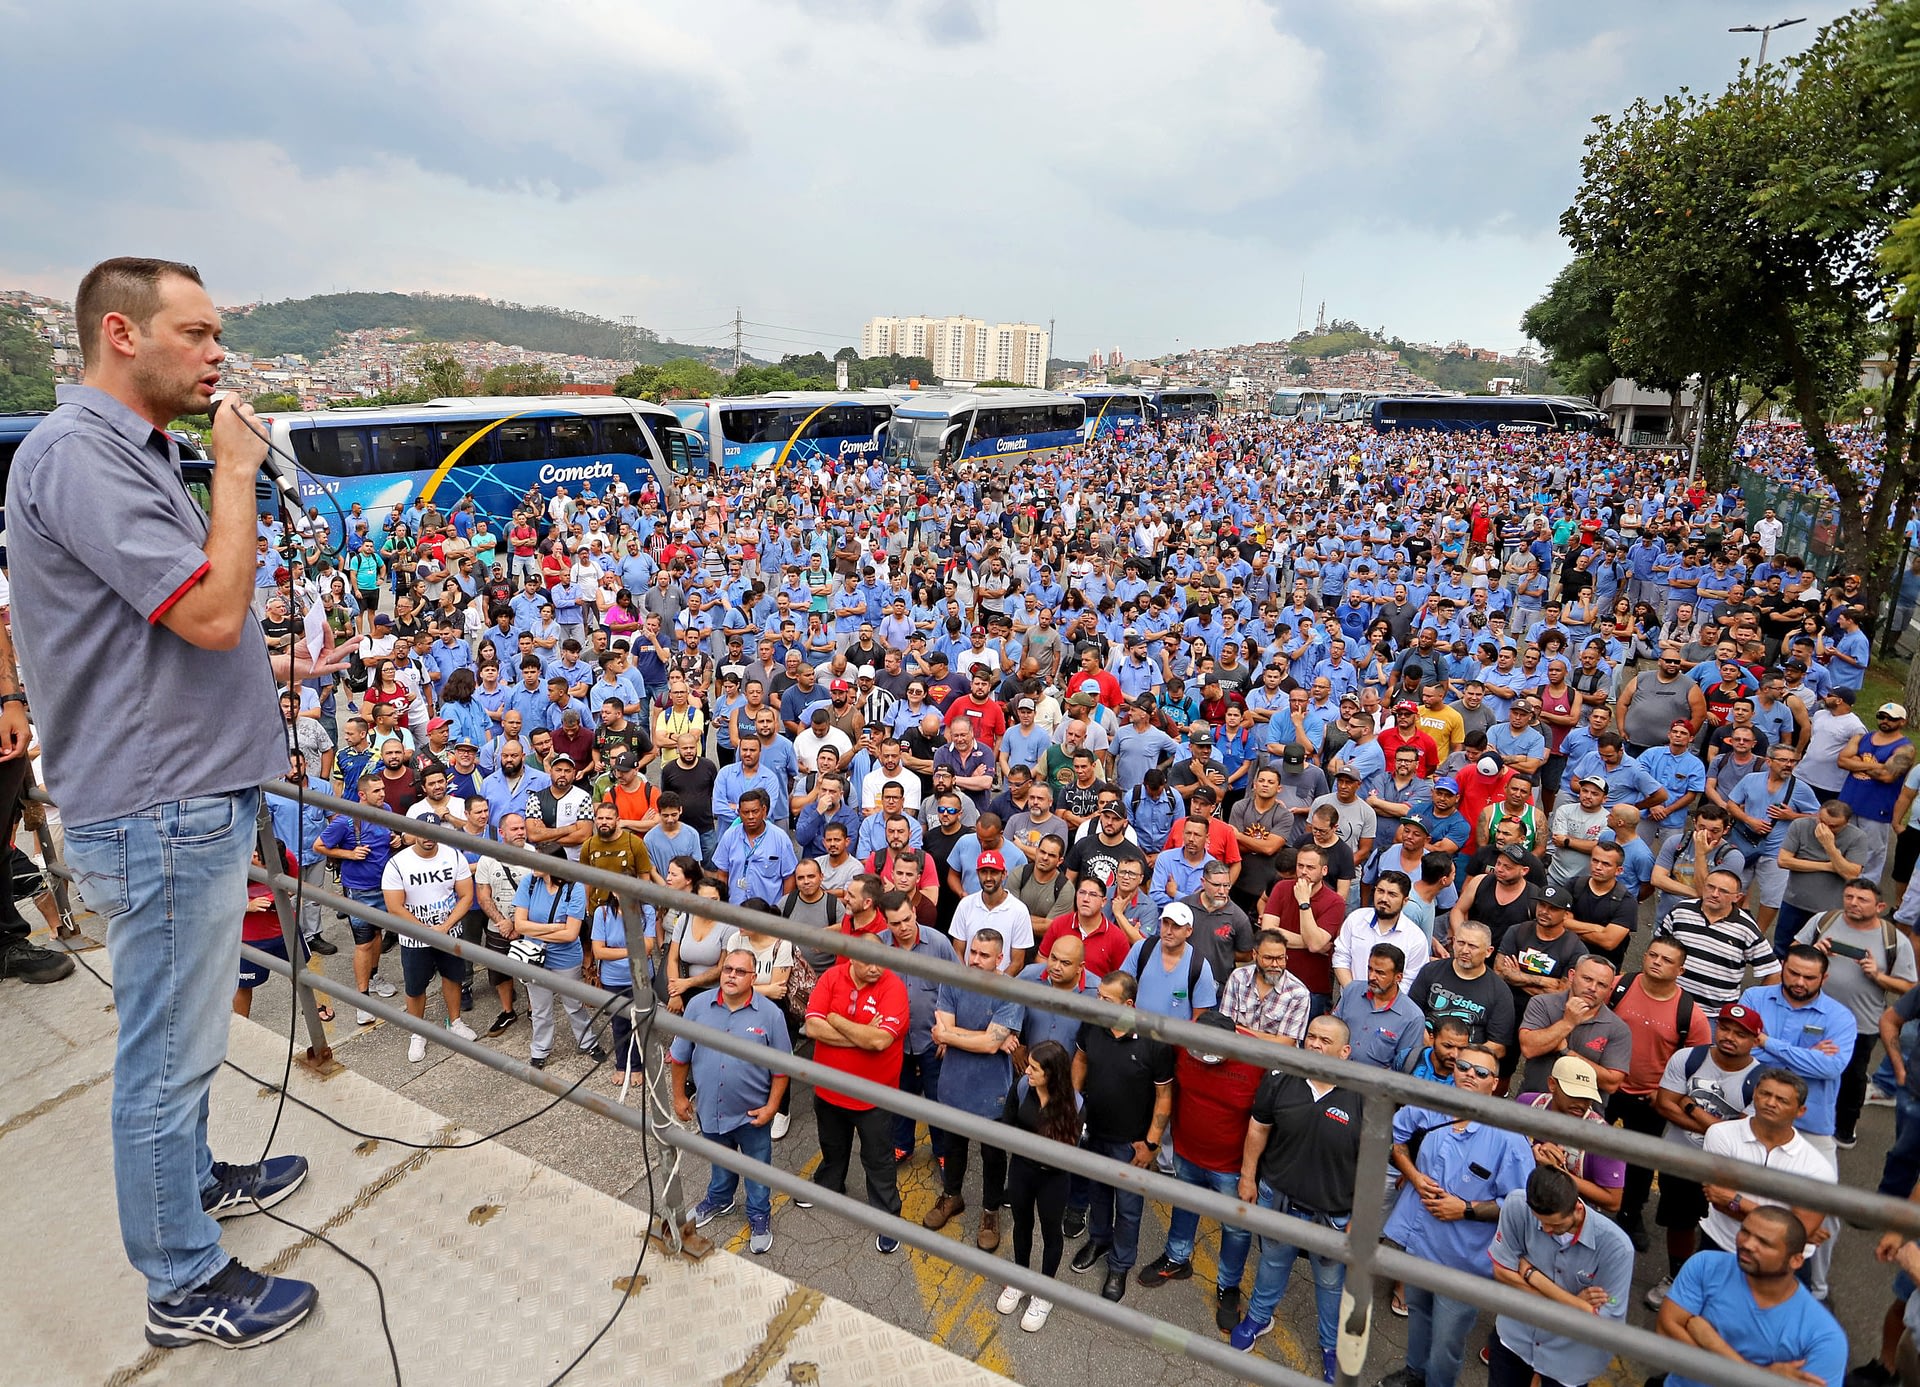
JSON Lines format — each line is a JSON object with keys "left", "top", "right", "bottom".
{"left": 64, "top": 790, "right": 260, "bottom": 1301}
{"left": 1883, "top": 1089, "right": 1920, "bottom": 1197}
{"left": 1404, "top": 1282, "right": 1483, "bottom": 1387}
{"left": 1084, "top": 1134, "right": 1145, "bottom": 1270}
{"left": 1160, "top": 1153, "right": 1253, "bottom": 1291}
{"left": 703, "top": 1119, "right": 774, "bottom": 1224}
{"left": 893, "top": 1046, "right": 947, "bottom": 1159}
{"left": 1246, "top": 1183, "right": 1348, "bottom": 1351}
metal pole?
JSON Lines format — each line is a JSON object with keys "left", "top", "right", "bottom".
{"left": 20, "top": 760, "right": 81, "bottom": 944}
{"left": 253, "top": 804, "right": 332, "bottom": 1067}
{"left": 1685, "top": 376, "right": 1705, "bottom": 488}
{"left": 1332, "top": 1095, "right": 1396, "bottom": 1387}
{"left": 240, "top": 948, "right": 1807, "bottom": 1387}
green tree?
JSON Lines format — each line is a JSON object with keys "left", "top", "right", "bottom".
{"left": 1520, "top": 257, "right": 1621, "bottom": 401}
{"left": 413, "top": 351, "right": 469, "bottom": 398}
{"left": 0, "top": 308, "right": 56, "bottom": 412}
{"left": 974, "top": 379, "right": 1026, "bottom": 389}
{"left": 478, "top": 363, "right": 564, "bottom": 396}
{"left": 249, "top": 391, "right": 301, "bottom": 412}
{"left": 615, "top": 357, "right": 723, "bottom": 402}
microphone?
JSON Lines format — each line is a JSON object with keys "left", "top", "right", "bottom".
{"left": 208, "top": 392, "right": 306, "bottom": 524}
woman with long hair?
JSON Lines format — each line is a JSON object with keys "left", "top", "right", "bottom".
{"left": 993, "top": 1039, "right": 1082, "bottom": 1333}
{"left": 664, "top": 877, "right": 736, "bottom": 1016}
{"left": 361, "top": 657, "right": 415, "bottom": 724}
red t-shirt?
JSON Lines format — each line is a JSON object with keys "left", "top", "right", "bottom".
{"left": 1377, "top": 726, "right": 1440, "bottom": 778}
{"left": 805, "top": 964, "right": 908, "bottom": 1109}
{"left": 1171, "top": 1044, "right": 1265, "bottom": 1173}
{"left": 1163, "top": 816, "right": 1241, "bottom": 865}
{"left": 944, "top": 695, "right": 1007, "bottom": 748}
{"left": 1611, "top": 977, "right": 1712, "bottom": 1096}
{"left": 1039, "top": 913, "right": 1135, "bottom": 978}
{"left": 1066, "top": 668, "right": 1123, "bottom": 710}
{"left": 1261, "top": 877, "right": 1344, "bottom": 997}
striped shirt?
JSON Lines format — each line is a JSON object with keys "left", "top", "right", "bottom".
{"left": 1659, "top": 900, "right": 1781, "bottom": 1008}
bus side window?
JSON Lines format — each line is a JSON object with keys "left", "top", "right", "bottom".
{"left": 368, "top": 425, "right": 432, "bottom": 473}
{"left": 324, "top": 428, "right": 372, "bottom": 476}
{"left": 497, "top": 422, "right": 542, "bottom": 464}
{"left": 549, "top": 419, "right": 596, "bottom": 458}
{"left": 434, "top": 422, "right": 489, "bottom": 465}
{"left": 597, "top": 417, "right": 642, "bottom": 457}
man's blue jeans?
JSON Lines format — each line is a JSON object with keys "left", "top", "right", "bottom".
{"left": 1245, "top": 1183, "right": 1348, "bottom": 1351}
{"left": 1882, "top": 1089, "right": 1920, "bottom": 1197}
{"left": 64, "top": 790, "right": 259, "bottom": 1301}
{"left": 703, "top": 1119, "right": 774, "bottom": 1224}
{"left": 1083, "top": 1134, "right": 1145, "bottom": 1271}
{"left": 1404, "top": 1282, "right": 1484, "bottom": 1387}
{"left": 1159, "top": 1153, "right": 1253, "bottom": 1292}
{"left": 894, "top": 1046, "right": 947, "bottom": 1160}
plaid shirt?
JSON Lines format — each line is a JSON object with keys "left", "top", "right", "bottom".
{"left": 1219, "top": 964, "right": 1312, "bottom": 1042}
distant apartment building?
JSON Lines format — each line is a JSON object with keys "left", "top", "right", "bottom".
{"left": 859, "top": 315, "right": 1050, "bottom": 387}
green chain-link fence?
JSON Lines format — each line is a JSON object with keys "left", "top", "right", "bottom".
{"left": 1735, "top": 464, "right": 1842, "bottom": 580}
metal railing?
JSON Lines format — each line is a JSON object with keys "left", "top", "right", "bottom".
{"left": 37, "top": 777, "right": 1920, "bottom": 1387}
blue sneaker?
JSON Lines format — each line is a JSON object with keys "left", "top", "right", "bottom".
{"left": 1322, "top": 1347, "right": 1338, "bottom": 1383}
{"left": 1228, "top": 1316, "right": 1272, "bottom": 1352}
{"left": 691, "top": 1196, "right": 735, "bottom": 1228}
{"left": 748, "top": 1214, "right": 773, "bottom": 1255}
{"left": 875, "top": 1234, "right": 900, "bottom": 1255}
{"left": 202, "top": 1155, "right": 310, "bottom": 1220}
{"left": 146, "top": 1258, "right": 317, "bottom": 1349}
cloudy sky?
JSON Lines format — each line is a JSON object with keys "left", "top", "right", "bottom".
{"left": 0, "top": 0, "right": 1853, "bottom": 361}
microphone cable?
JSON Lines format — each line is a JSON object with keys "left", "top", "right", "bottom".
{"left": 53, "top": 401, "right": 663, "bottom": 1386}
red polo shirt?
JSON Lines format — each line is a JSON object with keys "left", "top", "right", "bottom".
{"left": 1039, "top": 911, "right": 1135, "bottom": 977}
{"left": 805, "top": 964, "right": 908, "bottom": 1110}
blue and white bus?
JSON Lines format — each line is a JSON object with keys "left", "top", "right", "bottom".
{"left": 262, "top": 395, "right": 702, "bottom": 551}
{"left": 1069, "top": 387, "right": 1150, "bottom": 440}
{"left": 1146, "top": 387, "right": 1219, "bottom": 422}
{"left": 1268, "top": 387, "right": 1326, "bottom": 420}
{"left": 668, "top": 391, "right": 896, "bottom": 473}
{"left": 880, "top": 389, "right": 1086, "bottom": 473}
{"left": 1370, "top": 394, "right": 1608, "bottom": 435}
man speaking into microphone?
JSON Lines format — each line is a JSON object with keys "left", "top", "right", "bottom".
{"left": 8, "top": 257, "right": 321, "bottom": 1349}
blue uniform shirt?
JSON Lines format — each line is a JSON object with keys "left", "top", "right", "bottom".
{"left": 668, "top": 989, "right": 792, "bottom": 1135}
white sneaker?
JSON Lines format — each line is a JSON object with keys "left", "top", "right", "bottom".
{"left": 1643, "top": 1274, "right": 1671, "bottom": 1310}
{"left": 355, "top": 1008, "right": 376, "bottom": 1027}
{"left": 1020, "top": 1297, "right": 1051, "bottom": 1332}
{"left": 1866, "top": 1085, "right": 1899, "bottom": 1108}
{"left": 408, "top": 1033, "right": 428, "bottom": 1064}
{"left": 448, "top": 1018, "right": 477, "bottom": 1042}
{"left": 996, "top": 1285, "right": 1024, "bottom": 1315}
{"left": 771, "top": 1112, "right": 791, "bottom": 1141}
{"left": 370, "top": 978, "right": 398, "bottom": 998}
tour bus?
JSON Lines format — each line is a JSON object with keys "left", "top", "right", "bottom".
{"left": 668, "top": 390, "right": 897, "bottom": 473}
{"left": 1146, "top": 387, "right": 1219, "bottom": 421}
{"left": 1269, "top": 387, "right": 1328, "bottom": 420}
{"left": 259, "top": 395, "right": 702, "bottom": 551}
{"left": 880, "top": 388, "right": 1086, "bottom": 473}
{"left": 1370, "top": 394, "right": 1608, "bottom": 435}
{"left": 1069, "top": 386, "right": 1150, "bottom": 439}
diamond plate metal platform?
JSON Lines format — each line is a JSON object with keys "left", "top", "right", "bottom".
{"left": 0, "top": 955, "right": 1014, "bottom": 1387}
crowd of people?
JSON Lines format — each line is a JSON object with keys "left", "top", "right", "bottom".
{"left": 75, "top": 405, "right": 1920, "bottom": 1385}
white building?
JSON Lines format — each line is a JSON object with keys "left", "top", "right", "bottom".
{"left": 859, "top": 315, "right": 1050, "bottom": 387}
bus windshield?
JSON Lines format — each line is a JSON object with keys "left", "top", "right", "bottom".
{"left": 884, "top": 417, "right": 949, "bottom": 471}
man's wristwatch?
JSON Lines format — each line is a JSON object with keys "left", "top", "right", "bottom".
{"left": 1145, "top": 1140, "right": 1160, "bottom": 1152}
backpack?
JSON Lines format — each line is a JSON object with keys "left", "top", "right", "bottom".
{"left": 1680, "top": 1046, "right": 1761, "bottom": 1115}
{"left": 1129, "top": 937, "right": 1205, "bottom": 1002}
{"left": 779, "top": 889, "right": 839, "bottom": 1019}
{"left": 1808, "top": 907, "right": 1899, "bottom": 964}
{"left": 1014, "top": 862, "right": 1068, "bottom": 920}
{"left": 1610, "top": 973, "right": 1695, "bottom": 1043}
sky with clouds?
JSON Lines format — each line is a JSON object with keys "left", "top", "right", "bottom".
{"left": 0, "top": 0, "right": 1856, "bottom": 361}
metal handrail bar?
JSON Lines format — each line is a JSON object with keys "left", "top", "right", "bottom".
{"left": 241, "top": 944, "right": 1799, "bottom": 1387}
{"left": 234, "top": 946, "right": 1317, "bottom": 1387}
{"left": 227, "top": 785, "right": 1920, "bottom": 1236}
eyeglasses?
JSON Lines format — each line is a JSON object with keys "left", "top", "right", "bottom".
{"left": 936, "top": 806, "right": 959, "bottom": 815}
{"left": 1455, "top": 1062, "right": 1495, "bottom": 1080}
{"left": 719, "top": 965, "right": 755, "bottom": 976}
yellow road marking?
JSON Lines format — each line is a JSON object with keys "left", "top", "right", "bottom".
{"left": 1149, "top": 1196, "right": 1312, "bottom": 1374}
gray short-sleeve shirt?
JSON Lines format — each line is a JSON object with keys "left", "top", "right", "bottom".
{"left": 9, "top": 387, "right": 287, "bottom": 824}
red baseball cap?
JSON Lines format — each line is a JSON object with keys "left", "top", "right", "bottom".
{"left": 1670, "top": 718, "right": 1695, "bottom": 733}
{"left": 830, "top": 679, "right": 851, "bottom": 692}
{"left": 1718, "top": 1003, "right": 1762, "bottom": 1035}
{"left": 1393, "top": 700, "right": 1417, "bottom": 714}
{"left": 976, "top": 849, "right": 1006, "bottom": 872}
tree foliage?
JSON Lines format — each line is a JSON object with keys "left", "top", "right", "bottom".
{"left": 478, "top": 363, "right": 565, "bottom": 396}
{"left": 614, "top": 358, "right": 725, "bottom": 401}
{"left": 414, "top": 351, "right": 470, "bottom": 399}
{"left": 1520, "top": 258, "right": 1622, "bottom": 400}
{"left": 1549, "top": 7, "right": 1920, "bottom": 609}
{"left": 220, "top": 291, "right": 729, "bottom": 366}
{"left": 0, "top": 307, "right": 56, "bottom": 412}
{"left": 248, "top": 391, "right": 301, "bottom": 412}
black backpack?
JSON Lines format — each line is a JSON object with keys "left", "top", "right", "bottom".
{"left": 1610, "top": 973, "right": 1695, "bottom": 1042}
{"left": 1129, "top": 938, "right": 1206, "bottom": 1001}
{"left": 1680, "top": 1046, "right": 1761, "bottom": 1112}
